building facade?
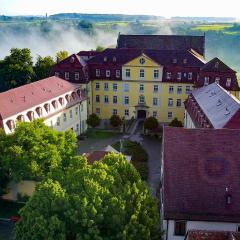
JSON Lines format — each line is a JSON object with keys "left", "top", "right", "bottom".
{"left": 161, "top": 127, "right": 240, "bottom": 240}
{"left": 0, "top": 76, "right": 88, "bottom": 135}
{"left": 51, "top": 34, "right": 239, "bottom": 125}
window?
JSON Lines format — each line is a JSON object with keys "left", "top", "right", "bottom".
{"left": 174, "top": 221, "right": 186, "bottom": 236}
{"left": 96, "top": 95, "right": 100, "bottom": 103}
{"left": 183, "top": 58, "right": 187, "bottom": 64}
{"left": 177, "top": 72, "right": 182, "bottom": 80}
{"left": 139, "top": 95, "right": 145, "bottom": 104}
{"left": 126, "top": 69, "right": 131, "bottom": 78}
{"left": 69, "top": 110, "right": 73, "bottom": 118}
{"left": 139, "top": 58, "right": 145, "bottom": 64}
{"left": 96, "top": 69, "right": 100, "bottom": 77}
{"left": 36, "top": 107, "right": 42, "bottom": 117}
{"left": 57, "top": 117, "right": 60, "bottom": 126}
{"left": 153, "top": 98, "right": 158, "bottom": 106}
{"left": 204, "top": 77, "right": 209, "bottom": 86}
{"left": 113, "top": 83, "right": 118, "bottom": 92}
{"left": 169, "top": 86, "right": 174, "bottom": 94}
{"left": 76, "top": 124, "right": 79, "bottom": 133}
{"left": 139, "top": 69, "right": 145, "bottom": 79}
{"left": 17, "top": 115, "right": 25, "bottom": 122}
{"left": 75, "top": 72, "right": 79, "bottom": 81}
{"left": 55, "top": 72, "right": 59, "bottom": 77}
{"left": 44, "top": 103, "right": 50, "bottom": 113}
{"left": 168, "top": 112, "right": 173, "bottom": 119}
{"left": 215, "top": 77, "right": 220, "bottom": 84}
{"left": 124, "top": 96, "right": 129, "bottom": 105}
{"left": 186, "top": 86, "right": 191, "bottom": 94}
{"left": 153, "top": 111, "right": 157, "bottom": 118}
{"left": 106, "top": 70, "right": 110, "bottom": 77}
{"left": 75, "top": 107, "right": 78, "bottom": 115}
{"left": 125, "top": 109, "right": 129, "bottom": 116}
{"left": 95, "top": 82, "right": 100, "bottom": 90}
{"left": 81, "top": 104, "right": 83, "bottom": 112}
{"left": 168, "top": 98, "right": 173, "bottom": 107}
{"left": 166, "top": 72, "right": 171, "bottom": 80}
{"left": 113, "top": 109, "right": 117, "bottom": 115}
{"left": 104, "top": 95, "right": 109, "bottom": 103}
{"left": 59, "top": 97, "right": 64, "bottom": 106}
{"left": 96, "top": 108, "right": 100, "bottom": 114}
{"left": 104, "top": 82, "right": 108, "bottom": 91}
{"left": 226, "top": 78, "right": 231, "bottom": 87}
{"left": 6, "top": 120, "right": 15, "bottom": 131}
{"left": 188, "top": 72, "right": 193, "bottom": 80}
{"left": 123, "top": 83, "right": 129, "bottom": 92}
{"left": 139, "top": 84, "right": 144, "bottom": 92}
{"left": 153, "top": 85, "right": 158, "bottom": 92}
{"left": 176, "top": 99, "right": 181, "bottom": 107}
{"left": 177, "top": 86, "right": 182, "bottom": 94}
{"left": 65, "top": 72, "right": 69, "bottom": 80}
{"left": 52, "top": 100, "right": 58, "bottom": 109}
{"left": 116, "top": 70, "right": 120, "bottom": 78}
{"left": 113, "top": 96, "right": 118, "bottom": 104}
{"left": 172, "top": 58, "right": 177, "bottom": 64}
{"left": 154, "top": 70, "right": 159, "bottom": 79}
{"left": 63, "top": 113, "right": 67, "bottom": 122}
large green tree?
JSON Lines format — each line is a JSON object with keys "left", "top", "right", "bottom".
{"left": 144, "top": 117, "right": 158, "bottom": 131}
{"left": 0, "top": 120, "right": 77, "bottom": 181}
{"left": 87, "top": 113, "right": 101, "bottom": 128}
{"left": 0, "top": 48, "right": 34, "bottom": 90}
{"left": 34, "top": 55, "right": 55, "bottom": 81}
{"left": 15, "top": 153, "right": 161, "bottom": 240}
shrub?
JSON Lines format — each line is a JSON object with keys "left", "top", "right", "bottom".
{"left": 87, "top": 113, "right": 100, "bottom": 128}
{"left": 110, "top": 115, "right": 122, "bottom": 128}
{"left": 169, "top": 117, "right": 183, "bottom": 127}
{"left": 144, "top": 117, "right": 158, "bottom": 131}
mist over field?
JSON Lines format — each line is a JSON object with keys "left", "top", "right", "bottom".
{"left": 0, "top": 18, "right": 240, "bottom": 72}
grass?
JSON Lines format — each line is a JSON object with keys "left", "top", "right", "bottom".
{"left": 192, "top": 24, "right": 233, "bottom": 31}
{"left": 86, "top": 129, "right": 121, "bottom": 139}
{"left": 0, "top": 200, "right": 25, "bottom": 219}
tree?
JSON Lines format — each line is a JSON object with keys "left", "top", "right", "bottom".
{"left": 86, "top": 113, "right": 100, "bottom": 128}
{"left": 0, "top": 48, "right": 34, "bottom": 90}
{"left": 34, "top": 55, "right": 55, "bottom": 81}
{"left": 0, "top": 120, "right": 77, "bottom": 181}
{"left": 110, "top": 115, "right": 122, "bottom": 128}
{"left": 169, "top": 118, "right": 183, "bottom": 127}
{"left": 15, "top": 153, "right": 161, "bottom": 240}
{"left": 144, "top": 117, "right": 158, "bottom": 131}
{"left": 56, "top": 51, "right": 69, "bottom": 62}
{"left": 96, "top": 46, "right": 105, "bottom": 52}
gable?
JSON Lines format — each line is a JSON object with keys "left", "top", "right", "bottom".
{"left": 124, "top": 53, "right": 161, "bottom": 67}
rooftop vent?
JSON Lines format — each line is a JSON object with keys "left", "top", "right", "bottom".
{"left": 224, "top": 107, "right": 230, "bottom": 115}
{"left": 216, "top": 99, "right": 222, "bottom": 106}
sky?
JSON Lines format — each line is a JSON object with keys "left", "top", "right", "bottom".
{"left": 0, "top": 0, "right": 239, "bottom": 18}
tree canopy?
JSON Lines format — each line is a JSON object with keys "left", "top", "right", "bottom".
{"left": 34, "top": 55, "right": 55, "bottom": 81}
{"left": 144, "top": 117, "right": 158, "bottom": 131}
{"left": 56, "top": 51, "right": 69, "bottom": 62}
{"left": 87, "top": 113, "right": 101, "bottom": 128}
{"left": 169, "top": 118, "right": 183, "bottom": 127}
{"left": 0, "top": 120, "right": 77, "bottom": 181}
{"left": 15, "top": 153, "right": 161, "bottom": 240}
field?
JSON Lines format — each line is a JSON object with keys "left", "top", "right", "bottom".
{"left": 192, "top": 24, "right": 233, "bottom": 31}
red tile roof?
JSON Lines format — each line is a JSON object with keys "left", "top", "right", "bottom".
{"left": 201, "top": 58, "right": 236, "bottom": 73}
{"left": 187, "top": 230, "right": 240, "bottom": 240}
{"left": 117, "top": 34, "right": 205, "bottom": 56}
{"left": 163, "top": 127, "right": 240, "bottom": 222}
{"left": 0, "top": 76, "right": 82, "bottom": 119}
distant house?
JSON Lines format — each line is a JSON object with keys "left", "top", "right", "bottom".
{"left": 0, "top": 76, "right": 88, "bottom": 135}
{"left": 161, "top": 127, "right": 240, "bottom": 240}
{"left": 84, "top": 145, "right": 131, "bottom": 165}
{"left": 184, "top": 83, "right": 240, "bottom": 129}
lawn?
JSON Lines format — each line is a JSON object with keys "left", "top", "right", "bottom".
{"left": 0, "top": 200, "right": 25, "bottom": 219}
{"left": 86, "top": 129, "right": 121, "bottom": 139}
{"left": 192, "top": 24, "right": 232, "bottom": 32}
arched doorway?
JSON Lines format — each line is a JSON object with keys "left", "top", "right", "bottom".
{"left": 137, "top": 110, "right": 146, "bottom": 119}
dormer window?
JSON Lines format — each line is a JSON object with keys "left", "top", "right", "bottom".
{"left": 44, "top": 103, "right": 50, "bottom": 113}
{"left": 27, "top": 111, "right": 34, "bottom": 121}
{"left": 55, "top": 72, "right": 60, "bottom": 77}
{"left": 74, "top": 72, "right": 79, "bottom": 81}
{"left": 6, "top": 120, "right": 15, "bottom": 131}
{"left": 104, "top": 57, "right": 107, "bottom": 62}
{"left": 173, "top": 58, "right": 177, "bottom": 64}
{"left": 226, "top": 78, "right": 231, "bottom": 87}
{"left": 204, "top": 77, "right": 209, "bottom": 86}
{"left": 177, "top": 72, "right": 182, "bottom": 80}
{"left": 96, "top": 69, "right": 100, "bottom": 77}
{"left": 106, "top": 70, "right": 111, "bottom": 78}
{"left": 65, "top": 72, "right": 69, "bottom": 80}
{"left": 183, "top": 59, "right": 187, "bottom": 64}
{"left": 215, "top": 61, "right": 219, "bottom": 68}
{"left": 188, "top": 72, "right": 193, "bottom": 80}
{"left": 17, "top": 115, "right": 25, "bottom": 122}
{"left": 71, "top": 92, "right": 77, "bottom": 100}
{"left": 59, "top": 97, "right": 64, "bottom": 106}
{"left": 215, "top": 77, "right": 220, "bottom": 84}
{"left": 36, "top": 107, "right": 43, "bottom": 117}
{"left": 166, "top": 72, "right": 171, "bottom": 80}
{"left": 52, "top": 100, "right": 58, "bottom": 109}
{"left": 113, "top": 56, "right": 117, "bottom": 62}
{"left": 65, "top": 95, "right": 70, "bottom": 103}
{"left": 70, "top": 56, "right": 75, "bottom": 63}
{"left": 116, "top": 70, "right": 120, "bottom": 78}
